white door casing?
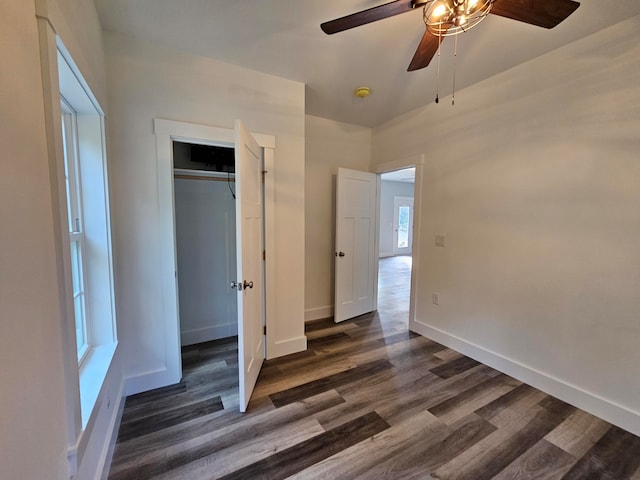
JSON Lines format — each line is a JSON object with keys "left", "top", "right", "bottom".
{"left": 234, "top": 120, "right": 265, "bottom": 412}
{"left": 393, "top": 196, "right": 414, "bottom": 256}
{"left": 151, "top": 118, "right": 273, "bottom": 404}
{"left": 334, "top": 168, "right": 379, "bottom": 323}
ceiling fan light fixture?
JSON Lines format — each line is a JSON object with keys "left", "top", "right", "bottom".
{"left": 424, "top": 0, "right": 492, "bottom": 36}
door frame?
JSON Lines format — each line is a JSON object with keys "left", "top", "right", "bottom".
{"left": 373, "top": 154, "right": 424, "bottom": 333}
{"left": 154, "top": 118, "right": 275, "bottom": 390}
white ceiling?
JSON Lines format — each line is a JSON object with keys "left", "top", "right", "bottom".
{"left": 94, "top": 0, "right": 640, "bottom": 127}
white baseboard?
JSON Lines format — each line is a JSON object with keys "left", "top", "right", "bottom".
{"left": 180, "top": 324, "right": 237, "bottom": 346}
{"left": 410, "top": 319, "right": 640, "bottom": 437}
{"left": 124, "top": 366, "right": 181, "bottom": 397}
{"left": 305, "top": 305, "right": 333, "bottom": 322}
{"left": 267, "top": 335, "right": 308, "bottom": 360}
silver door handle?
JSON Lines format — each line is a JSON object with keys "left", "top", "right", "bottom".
{"left": 231, "top": 281, "right": 241, "bottom": 291}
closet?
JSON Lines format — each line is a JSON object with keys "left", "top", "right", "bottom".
{"left": 172, "top": 141, "right": 237, "bottom": 346}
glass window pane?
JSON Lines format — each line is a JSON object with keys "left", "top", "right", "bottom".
{"left": 61, "top": 114, "right": 75, "bottom": 232}
{"left": 397, "top": 205, "right": 410, "bottom": 248}
{"left": 70, "top": 238, "right": 87, "bottom": 358}
{"left": 74, "top": 294, "right": 86, "bottom": 356}
{"left": 71, "top": 240, "right": 82, "bottom": 295}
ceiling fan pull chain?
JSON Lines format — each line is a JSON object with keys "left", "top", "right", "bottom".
{"left": 435, "top": 29, "right": 442, "bottom": 104}
{"left": 452, "top": 33, "right": 458, "bottom": 106}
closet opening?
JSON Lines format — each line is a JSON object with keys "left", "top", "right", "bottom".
{"left": 172, "top": 140, "right": 239, "bottom": 406}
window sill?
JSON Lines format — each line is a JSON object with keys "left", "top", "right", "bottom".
{"left": 79, "top": 342, "right": 117, "bottom": 429}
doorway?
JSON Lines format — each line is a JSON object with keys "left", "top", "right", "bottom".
{"left": 377, "top": 167, "right": 416, "bottom": 331}
{"left": 173, "top": 141, "right": 238, "bottom": 347}
{"left": 172, "top": 140, "right": 240, "bottom": 407}
{"left": 153, "top": 118, "right": 274, "bottom": 411}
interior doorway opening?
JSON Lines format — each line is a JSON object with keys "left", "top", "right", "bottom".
{"left": 172, "top": 140, "right": 240, "bottom": 408}
{"left": 377, "top": 167, "right": 415, "bottom": 332}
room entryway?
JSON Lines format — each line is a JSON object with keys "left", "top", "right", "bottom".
{"left": 377, "top": 166, "right": 415, "bottom": 332}
{"left": 151, "top": 119, "right": 272, "bottom": 413}
{"left": 172, "top": 140, "right": 241, "bottom": 410}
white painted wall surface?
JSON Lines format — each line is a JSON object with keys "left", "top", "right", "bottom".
{"left": 2, "top": 1, "right": 123, "bottom": 479}
{"left": 305, "top": 115, "right": 372, "bottom": 321}
{"left": 379, "top": 180, "right": 415, "bottom": 258}
{"left": 105, "top": 34, "right": 306, "bottom": 392}
{"left": 372, "top": 16, "right": 640, "bottom": 435}
{"left": 174, "top": 178, "right": 238, "bottom": 344}
{"left": 0, "top": 3, "right": 69, "bottom": 478}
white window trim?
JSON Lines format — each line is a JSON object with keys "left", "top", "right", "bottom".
{"left": 54, "top": 40, "right": 119, "bottom": 477}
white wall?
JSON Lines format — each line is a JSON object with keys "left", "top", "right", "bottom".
{"left": 105, "top": 33, "right": 306, "bottom": 392}
{"left": 379, "top": 180, "right": 415, "bottom": 257}
{"left": 1, "top": 0, "right": 123, "bottom": 479}
{"left": 305, "top": 115, "right": 372, "bottom": 321}
{"left": 0, "top": 2, "right": 69, "bottom": 478}
{"left": 372, "top": 16, "right": 640, "bottom": 435}
{"left": 175, "top": 177, "right": 238, "bottom": 344}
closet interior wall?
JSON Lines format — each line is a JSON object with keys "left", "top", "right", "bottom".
{"left": 173, "top": 142, "right": 238, "bottom": 346}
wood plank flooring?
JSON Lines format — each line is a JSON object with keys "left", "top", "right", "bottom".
{"left": 108, "top": 256, "right": 640, "bottom": 479}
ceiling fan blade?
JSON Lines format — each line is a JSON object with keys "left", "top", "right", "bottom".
{"left": 321, "top": 0, "right": 419, "bottom": 35}
{"left": 407, "top": 29, "right": 441, "bottom": 71}
{"left": 490, "top": 0, "right": 580, "bottom": 29}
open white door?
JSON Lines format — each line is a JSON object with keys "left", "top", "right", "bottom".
{"left": 234, "top": 120, "right": 265, "bottom": 412}
{"left": 334, "top": 168, "right": 378, "bottom": 323}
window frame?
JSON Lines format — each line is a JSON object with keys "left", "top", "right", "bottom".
{"left": 61, "top": 99, "right": 91, "bottom": 364}
{"left": 56, "top": 40, "right": 118, "bottom": 434}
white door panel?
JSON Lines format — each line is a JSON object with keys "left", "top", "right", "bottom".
{"left": 235, "top": 120, "right": 265, "bottom": 412}
{"left": 335, "top": 168, "right": 378, "bottom": 323}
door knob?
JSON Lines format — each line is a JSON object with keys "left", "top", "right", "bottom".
{"left": 335, "top": 251, "right": 345, "bottom": 257}
{"left": 243, "top": 280, "right": 254, "bottom": 289}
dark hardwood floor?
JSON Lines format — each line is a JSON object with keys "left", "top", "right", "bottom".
{"left": 108, "top": 256, "right": 640, "bottom": 479}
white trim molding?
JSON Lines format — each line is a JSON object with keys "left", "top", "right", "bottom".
{"left": 305, "top": 305, "right": 334, "bottom": 322}
{"left": 410, "top": 319, "right": 640, "bottom": 438}
{"left": 150, "top": 118, "right": 277, "bottom": 392}
{"left": 269, "top": 336, "right": 308, "bottom": 359}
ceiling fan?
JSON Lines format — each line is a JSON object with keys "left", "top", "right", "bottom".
{"left": 321, "top": 0, "right": 580, "bottom": 72}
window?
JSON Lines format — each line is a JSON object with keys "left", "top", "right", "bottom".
{"left": 61, "top": 100, "right": 90, "bottom": 362}
{"left": 57, "top": 43, "right": 117, "bottom": 429}
{"left": 397, "top": 205, "right": 410, "bottom": 249}
{"left": 393, "top": 196, "right": 414, "bottom": 255}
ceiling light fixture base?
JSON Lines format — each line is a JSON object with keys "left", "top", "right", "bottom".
{"left": 354, "top": 86, "right": 371, "bottom": 98}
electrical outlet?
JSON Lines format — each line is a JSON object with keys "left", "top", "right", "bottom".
{"left": 432, "top": 293, "right": 440, "bottom": 305}
{"left": 435, "top": 235, "right": 445, "bottom": 247}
